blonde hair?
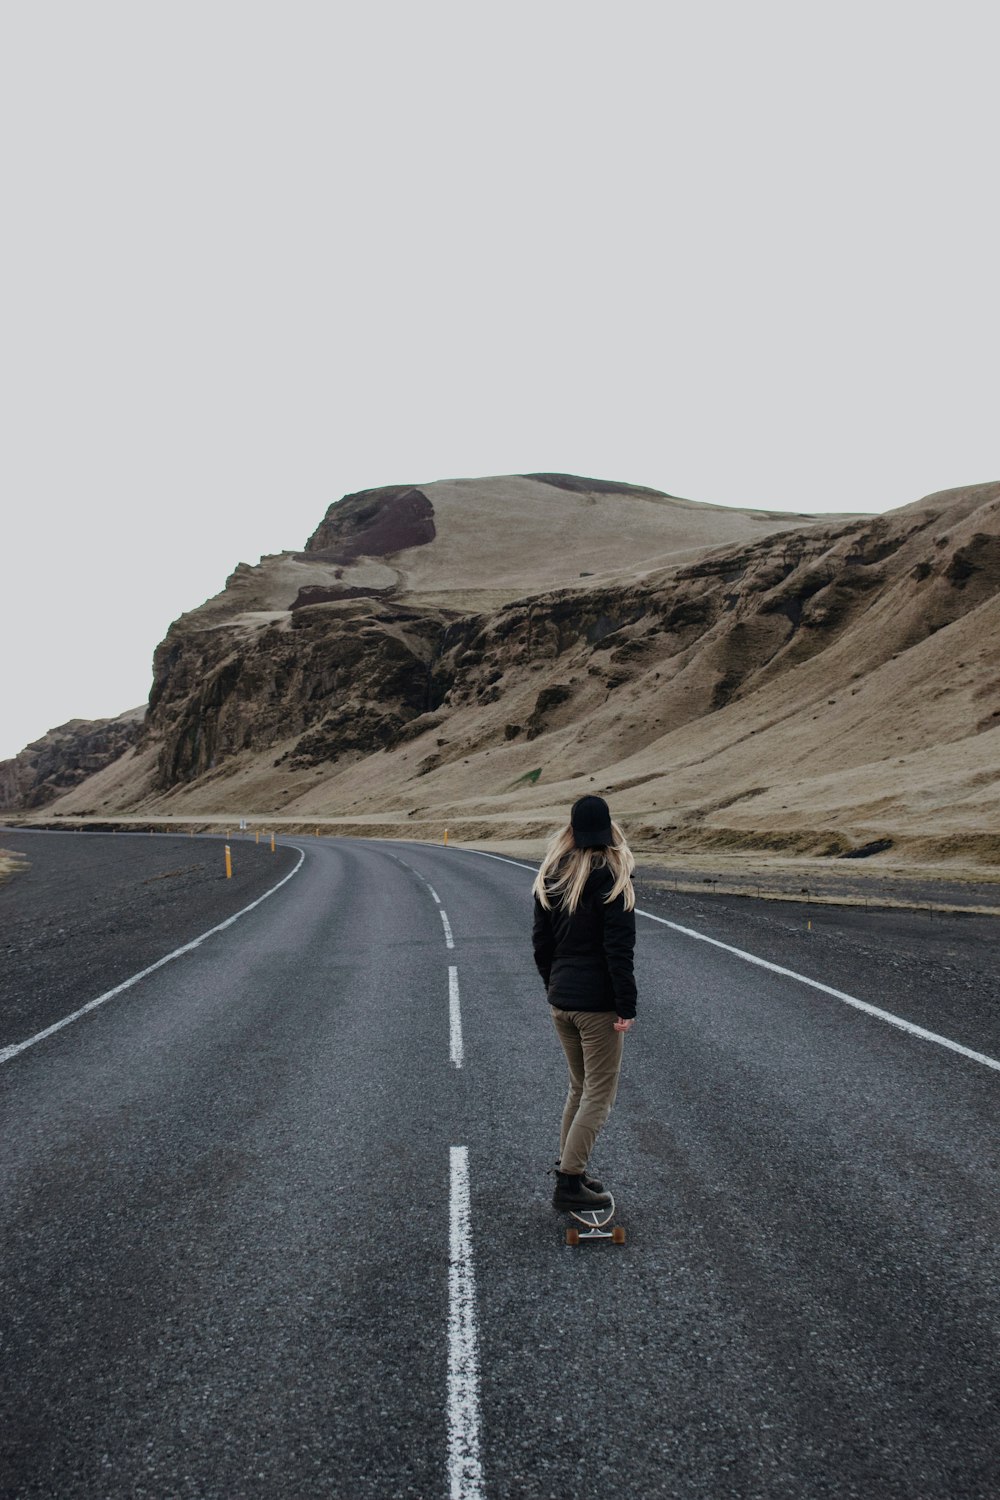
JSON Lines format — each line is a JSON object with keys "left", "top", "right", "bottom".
{"left": 532, "top": 818, "right": 636, "bottom": 915}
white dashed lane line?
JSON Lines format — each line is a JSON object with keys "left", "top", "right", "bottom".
{"left": 448, "top": 966, "right": 464, "bottom": 1069}
{"left": 440, "top": 909, "right": 455, "bottom": 950}
{"left": 447, "top": 1145, "right": 484, "bottom": 1500}
{"left": 384, "top": 850, "right": 461, "bottom": 1067}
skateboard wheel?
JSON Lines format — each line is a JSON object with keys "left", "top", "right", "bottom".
{"left": 612, "top": 1226, "right": 626, "bottom": 1245}
{"left": 566, "top": 1227, "right": 580, "bottom": 1246}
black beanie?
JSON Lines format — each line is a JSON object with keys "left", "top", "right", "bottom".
{"left": 570, "top": 795, "right": 613, "bottom": 848}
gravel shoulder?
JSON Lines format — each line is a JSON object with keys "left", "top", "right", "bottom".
{"left": 635, "top": 854, "right": 1000, "bottom": 913}
{"left": 0, "top": 829, "right": 299, "bottom": 1051}
{"left": 633, "top": 868, "right": 1000, "bottom": 1062}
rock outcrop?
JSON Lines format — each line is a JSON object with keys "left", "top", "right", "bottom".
{"left": 145, "top": 600, "right": 451, "bottom": 786}
{"left": 300, "top": 485, "right": 436, "bottom": 564}
{"left": 0, "top": 709, "right": 144, "bottom": 811}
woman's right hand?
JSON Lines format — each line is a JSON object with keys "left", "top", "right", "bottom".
{"left": 613, "top": 1017, "right": 635, "bottom": 1033}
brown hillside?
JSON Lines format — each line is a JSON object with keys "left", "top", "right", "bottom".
{"left": 10, "top": 474, "right": 1000, "bottom": 869}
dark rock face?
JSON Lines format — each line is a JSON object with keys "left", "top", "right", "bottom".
{"left": 290, "top": 583, "right": 394, "bottom": 608}
{"left": 526, "top": 684, "right": 574, "bottom": 740}
{"left": 944, "top": 531, "right": 1000, "bottom": 593}
{"left": 300, "top": 486, "right": 435, "bottom": 562}
{"left": 0, "top": 713, "right": 142, "bottom": 811}
{"left": 524, "top": 473, "right": 672, "bottom": 499}
{"left": 146, "top": 605, "right": 449, "bottom": 787}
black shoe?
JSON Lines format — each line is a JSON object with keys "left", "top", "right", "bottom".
{"left": 554, "top": 1158, "right": 604, "bottom": 1193}
{"left": 552, "top": 1171, "right": 612, "bottom": 1211}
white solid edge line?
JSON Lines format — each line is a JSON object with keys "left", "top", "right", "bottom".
{"left": 453, "top": 847, "right": 1000, "bottom": 1074}
{"left": 440, "top": 909, "right": 455, "bottom": 949}
{"left": 0, "top": 845, "right": 308, "bottom": 1067}
{"left": 449, "top": 965, "right": 463, "bottom": 1069}
{"left": 460, "top": 849, "right": 537, "bottom": 872}
{"left": 448, "top": 1146, "right": 484, "bottom": 1500}
{"left": 636, "top": 908, "right": 1000, "bottom": 1073}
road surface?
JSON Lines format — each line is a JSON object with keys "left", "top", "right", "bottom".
{"left": 2, "top": 834, "right": 997, "bottom": 1498}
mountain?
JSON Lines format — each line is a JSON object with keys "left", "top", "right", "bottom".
{"left": 5, "top": 472, "right": 999, "bottom": 866}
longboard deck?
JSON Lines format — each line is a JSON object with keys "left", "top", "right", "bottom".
{"left": 564, "top": 1196, "right": 626, "bottom": 1246}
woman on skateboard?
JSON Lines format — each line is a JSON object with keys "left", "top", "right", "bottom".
{"left": 532, "top": 795, "right": 636, "bottom": 1211}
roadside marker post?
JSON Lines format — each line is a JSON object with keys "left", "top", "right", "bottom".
{"left": 444, "top": 828, "right": 449, "bottom": 845}
{"left": 256, "top": 830, "right": 260, "bottom": 844}
{"left": 225, "top": 845, "right": 232, "bottom": 879}
{"left": 270, "top": 833, "right": 276, "bottom": 853}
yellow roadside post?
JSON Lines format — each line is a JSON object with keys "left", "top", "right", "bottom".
{"left": 256, "top": 829, "right": 260, "bottom": 844}
{"left": 270, "top": 832, "right": 276, "bottom": 853}
{"left": 444, "top": 827, "right": 449, "bottom": 845}
{"left": 225, "top": 845, "right": 232, "bottom": 879}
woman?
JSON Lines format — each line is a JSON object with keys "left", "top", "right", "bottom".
{"left": 532, "top": 795, "right": 637, "bottom": 1210}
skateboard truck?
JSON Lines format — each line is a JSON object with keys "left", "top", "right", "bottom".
{"left": 564, "top": 1195, "right": 626, "bottom": 1246}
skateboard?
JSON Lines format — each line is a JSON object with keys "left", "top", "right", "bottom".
{"left": 564, "top": 1195, "right": 626, "bottom": 1246}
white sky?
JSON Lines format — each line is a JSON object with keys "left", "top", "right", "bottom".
{"left": 2, "top": 2, "right": 997, "bottom": 759}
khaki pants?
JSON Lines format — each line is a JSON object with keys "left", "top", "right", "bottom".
{"left": 550, "top": 1007, "right": 624, "bottom": 1175}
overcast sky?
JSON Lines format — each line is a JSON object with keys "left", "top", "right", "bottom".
{"left": 2, "top": 2, "right": 996, "bottom": 759}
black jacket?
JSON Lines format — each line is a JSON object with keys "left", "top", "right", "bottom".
{"left": 532, "top": 865, "right": 637, "bottom": 1018}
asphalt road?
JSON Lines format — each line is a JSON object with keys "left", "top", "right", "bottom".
{"left": 1, "top": 834, "right": 998, "bottom": 1499}
{"left": 0, "top": 829, "right": 299, "bottom": 1044}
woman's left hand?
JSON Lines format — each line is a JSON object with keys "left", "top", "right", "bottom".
{"left": 613, "top": 1017, "right": 635, "bottom": 1033}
